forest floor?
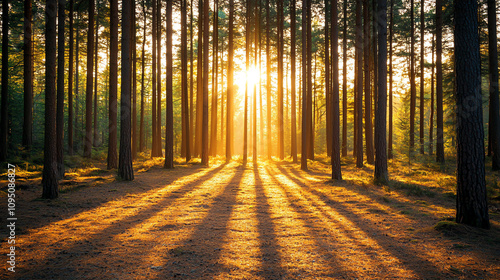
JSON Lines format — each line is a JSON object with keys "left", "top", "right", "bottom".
{"left": 1, "top": 155, "right": 500, "bottom": 279}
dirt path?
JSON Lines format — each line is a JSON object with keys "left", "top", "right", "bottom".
{"left": 1, "top": 160, "right": 499, "bottom": 279}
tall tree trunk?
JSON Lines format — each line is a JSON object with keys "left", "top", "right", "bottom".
{"left": 226, "top": 0, "right": 234, "bottom": 162}
{"left": 23, "top": 0, "right": 34, "bottom": 152}
{"left": 419, "top": 0, "right": 425, "bottom": 154}
{"left": 210, "top": 0, "right": 219, "bottom": 157}
{"left": 151, "top": 0, "right": 158, "bottom": 157}
{"left": 165, "top": 0, "right": 174, "bottom": 168}
{"left": 75, "top": 12, "right": 80, "bottom": 152}
{"left": 108, "top": 0, "right": 118, "bottom": 169}
{"left": 409, "top": 0, "right": 415, "bottom": 151}
{"left": 374, "top": 0, "right": 388, "bottom": 183}
{"left": 201, "top": 0, "right": 210, "bottom": 165}
{"left": 291, "top": 0, "right": 297, "bottom": 163}
{"left": 342, "top": 0, "right": 348, "bottom": 157}
{"left": 331, "top": 0, "right": 342, "bottom": 180}
{"left": 266, "top": 0, "right": 272, "bottom": 159}
{"left": 253, "top": 0, "right": 259, "bottom": 163}
{"left": 306, "top": 0, "right": 313, "bottom": 160}
{"left": 182, "top": 0, "right": 191, "bottom": 162}
{"left": 436, "top": 0, "right": 444, "bottom": 163}
{"left": 43, "top": 0, "right": 59, "bottom": 199}
{"left": 132, "top": 3, "right": 138, "bottom": 159}
{"left": 196, "top": 0, "right": 204, "bottom": 157}
{"left": 221, "top": 36, "right": 226, "bottom": 155}
{"left": 325, "top": 0, "right": 331, "bottom": 157}
{"left": 56, "top": 0, "right": 66, "bottom": 178}
{"left": 363, "top": 0, "right": 374, "bottom": 164}
{"left": 243, "top": 0, "right": 252, "bottom": 165}
{"left": 388, "top": 0, "right": 393, "bottom": 159}
{"left": 0, "top": 0, "right": 8, "bottom": 162}
{"left": 93, "top": 7, "right": 99, "bottom": 147}
{"left": 67, "top": 0, "right": 73, "bottom": 155}
{"left": 119, "top": 0, "right": 134, "bottom": 181}
{"left": 139, "top": 0, "right": 146, "bottom": 153}
{"left": 156, "top": 0, "right": 162, "bottom": 156}
{"left": 277, "top": 0, "right": 284, "bottom": 160}
{"left": 190, "top": 0, "right": 195, "bottom": 156}
{"left": 488, "top": 0, "right": 500, "bottom": 170}
{"left": 429, "top": 33, "right": 435, "bottom": 155}
{"left": 455, "top": 0, "right": 489, "bottom": 229}
{"left": 84, "top": 0, "right": 94, "bottom": 158}
{"left": 355, "top": 0, "right": 363, "bottom": 168}
{"left": 301, "top": 0, "right": 308, "bottom": 171}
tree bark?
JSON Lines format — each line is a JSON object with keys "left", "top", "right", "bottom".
{"left": 488, "top": 0, "right": 500, "bottom": 170}
{"left": 84, "top": 0, "right": 94, "bottom": 158}
{"left": 139, "top": 0, "right": 146, "bottom": 153}
{"left": 43, "top": 0, "right": 59, "bottom": 199}
{"left": 342, "top": 0, "right": 348, "bottom": 157}
{"left": 374, "top": 0, "right": 388, "bottom": 183}
{"left": 182, "top": 0, "right": 191, "bottom": 162}
{"left": 331, "top": 0, "right": 342, "bottom": 180}
{"left": 363, "top": 0, "right": 374, "bottom": 164}
{"left": 132, "top": 2, "right": 138, "bottom": 159}
{"left": 454, "top": 0, "right": 489, "bottom": 229}
{"left": 226, "top": 0, "right": 234, "bottom": 162}
{"left": 291, "top": 0, "right": 297, "bottom": 163}
{"left": 266, "top": 0, "right": 272, "bottom": 159}
{"left": 301, "top": 0, "right": 308, "bottom": 171}
{"left": 409, "top": 0, "right": 415, "bottom": 151}
{"left": 108, "top": 0, "right": 118, "bottom": 169}
{"left": 195, "top": 0, "right": 204, "bottom": 158}
{"left": 325, "top": 0, "right": 331, "bottom": 157}
{"left": 436, "top": 0, "right": 444, "bottom": 163}
{"left": 388, "top": 0, "right": 393, "bottom": 159}
{"left": 23, "top": 0, "right": 34, "bottom": 152}
{"left": 165, "top": 0, "right": 174, "bottom": 169}
{"left": 0, "top": 0, "right": 8, "bottom": 162}
{"left": 355, "top": 0, "right": 363, "bottom": 168}
{"left": 119, "top": 0, "right": 134, "bottom": 181}
{"left": 56, "top": 0, "right": 66, "bottom": 178}
{"left": 93, "top": 6, "right": 99, "bottom": 148}
{"left": 210, "top": 0, "right": 219, "bottom": 157}
{"left": 429, "top": 33, "right": 434, "bottom": 155}
{"left": 419, "top": 0, "right": 425, "bottom": 154}
{"left": 201, "top": 0, "right": 210, "bottom": 165}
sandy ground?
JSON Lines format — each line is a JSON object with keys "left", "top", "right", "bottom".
{"left": 1, "top": 158, "right": 499, "bottom": 279}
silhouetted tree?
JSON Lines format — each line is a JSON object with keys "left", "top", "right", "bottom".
{"left": 108, "top": 0, "right": 118, "bottom": 169}
{"left": 23, "top": 0, "right": 34, "bottom": 152}
{"left": 84, "top": 0, "right": 95, "bottom": 158}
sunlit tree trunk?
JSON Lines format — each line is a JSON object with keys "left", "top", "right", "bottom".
{"left": 210, "top": 0, "right": 219, "bottom": 157}
{"left": 156, "top": 0, "right": 162, "bottom": 155}
{"left": 139, "top": 0, "right": 146, "bottom": 153}
{"left": 429, "top": 33, "right": 434, "bottom": 155}
{"left": 290, "top": 0, "right": 297, "bottom": 163}
{"left": 43, "top": 0, "right": 59, "bottom": 199}
{"left": 301, "top": 0, "right": 308, "bottom": 171}
{"left": 151, "top": 0, "right": 158, "bottom": 157}
{"left": 409, "top": 0, "right": 416, "bottom": 151}
{"left": 201, "top": 0, "right": 210, "bottom": 165}
{"left": 277, "top": 0, "right": 284, "bottom": 160}
{"left": 306, "top": 0, "right": 313, "bottom": 160}
{"left": 84, "top": 0, "right": 94, "bottom": 158}
{"left": 355, "top": 0, "right": 363, "bottom": 168}
{"left": 132, "top": 3, "right": 138, "bottom": 160}
{"left": 363, "top": 0, "right": 374, "bottom": 164}
{"left": 455, "top": 0, "right": 489, "bottom": 229}
{"left": 419, "top": 0, "right": 424, "bottom": 154}
{"left": 165, "top": 0, "right": 174, "bottom": 168}
{"left": 108, "top": 0, "right": 118, "bottom": 169}
{"left": 182, "top": 0, "right": 191, "bottom": 162}
{"left": 331, "top": 0, "right": 342, "bottom": 180}
{"left": 196, "top": 0, "right": 204, "bottom": 158}
{"left": 388, "top": 0, "right": 393, "bottom": 159}
{"left": 190, "top": 0, "right": 195, "bottom": 156}
{"left": 253, "top": 0, "right": 259, "bottom": 163}
{"left": 325, "top": 0, "right": 331, "bottom": 157}
{"left": 374, "top": 0, "right": 388, "bottom": 183}
{"left": 266, "top": 0, "right": 272, "bottom": 159}
{"left": 226, "top": 0, "right": 234, "bottom": 162}
{"left": 243, "top": 0, "right": 252, "bottom": 165}
{"left": 56, "top": 0, "right": 66, "bottom": 178}
{"left": 342, "top": 0, "right": 348, "bottom": 157}
{"left": 24, "top": 0, "right": 34, "bottom": 152}
{"left": 436, "top": 0, "right": 444, "bottom": 163}
{"left": 93, "top": 7, "right": 99, "bottom": 148}
{"left": 119, "top": 0, "right": 134, "bottom": 181}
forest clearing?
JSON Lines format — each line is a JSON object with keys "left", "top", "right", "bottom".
{"left": 1, "top": 156, "right": 499, "bottom": 279}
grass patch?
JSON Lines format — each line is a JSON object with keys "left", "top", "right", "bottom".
{"left": 391, "top": 181, "right": 436, "bottom": 197}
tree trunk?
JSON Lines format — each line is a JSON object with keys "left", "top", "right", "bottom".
{"left": 436, "top": 0, "right": 444, "bottom": 163}
{"left": 488, "top": 0, "right": 500, "bottom": 170}
{"left": 243, "top": 0, "right": 252, "bottom": 165}
{"left": 84, "top": 0, "right": 94, "bottom": 158}
{"left": 266, "top": 0, "right": 272, "bottom": 159}
{"left": 342, "top": 0, "right": 348, "bottom": 157}
{"left": 132, "top": 3, "right": 138, "bottom": 160}
{"left": 23, "top": 0, "right": 34, "bottom": 152}
{"left": 93, "top": 7, "right": 99, "bottom": 148}
{"left": 455, "top": 0, "right": 489, "bottom": 229}
{"left": 355, "top": 0, "right": 363, "bottom": 168}
{"left": 156, "top": 0, "right": 162, "bottom": 156}
{"left": 165, "top": 0, "right": 174, "bottom": 168}
{"left": 419, "top": 0, "right": 425, "bottom": 154}
{"left": 301, "top": 0, "right": 308, "bottom": 171}
{"left": 151, "top": 0, "right": 158, "bottom": 157}
{"left": 226, "top": 0, "right": 234, "bottom": 162}
{"left": 388, "top": 0, "right": 393, "bottom": 159}
{"left": 190, "top": 0, "right": 195, "bottom": 156}
{"left": 253, "top": 0, "right": 259, "bottom": 163}
{"left": 429, "top": 33, "right": 434, "bottom": 155}
{"left": 182, "top": 0, "right": 191, "bottom": 162}
{"left": 409, "top": 0, "right": 415, "bottom": 151}
{"left": 67, "top": 0, "right": 73, "bottom": 156}
{"left": 374, "top": 0, "right": 388, "bottom": 183}
{"left": 210, "top": 0, "right": 219, "bottom": 157}
{"left": 201, "top": 0, "right": 210, "bottom": 165}
{"left": 75, "top": 12, "right": 80, "bottom": 153}
{"left": 196, "top": 0, "right": 204, "bottom": 158}
{"left": 119, "top": 0, "right": 134, "bottom": 181}
{"left": 108, "top": 0, "right": 118, "bottom": 169}
{"left": 43, "top": 0, "right": 59, "bottom": 199}
{"left": 325, "top": 0, "right": 331, "bottom": 157}
{"left": 306, "top": 0, "right": 313, "bottom": 160}
{"left": 291, "top": 0, "right": 297, "bottom": 163}
{"left": 0, "top": 0, "right": 8, "bottom": 162}
{"left": 363, "top": 0, "right": 374, "bottom": 164}
{"left": 331, "top": 0, "right": 342, "bottom": 180}
{"left": 56, "top": 0, "right": 66, "bottom": 178}
{"left": 139, "top": 0, "right": 146, "bottom": 153}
